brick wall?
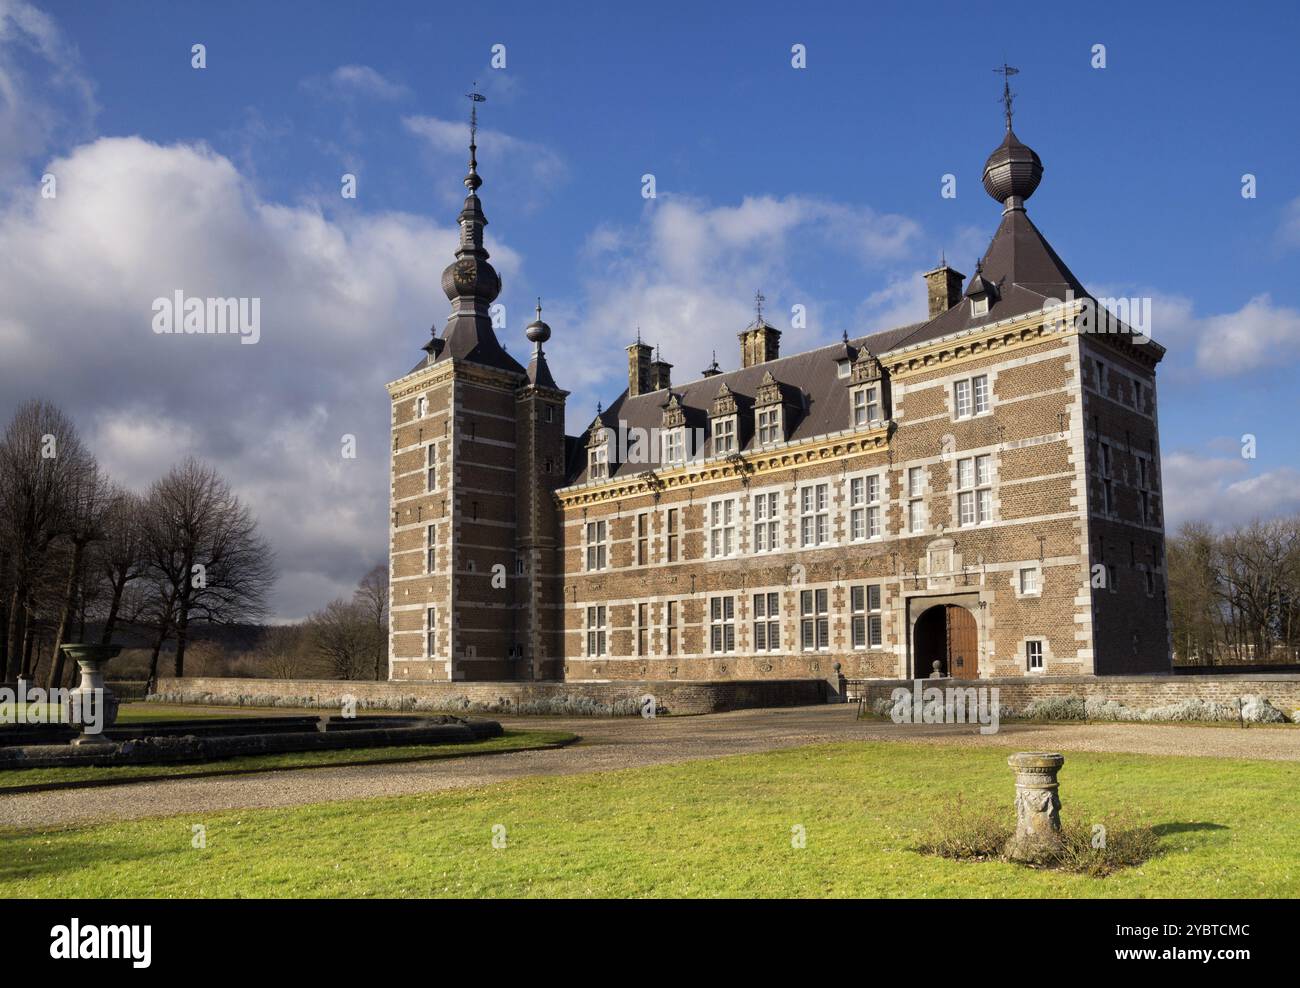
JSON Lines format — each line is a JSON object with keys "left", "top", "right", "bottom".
{"left": 153, "top": 676, "right": 828, "bottom": 716}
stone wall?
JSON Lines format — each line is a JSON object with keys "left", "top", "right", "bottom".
{"left": 853, "top": 673, "right": 1300, "bottom": 715}
{"left": 152, "top": 676, "right": 828, "bottom": 717}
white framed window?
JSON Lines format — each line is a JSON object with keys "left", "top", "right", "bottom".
{"left": 416, "top": 395, "right": 428, "bottom": 419}
{"left": 851, "top": 385, "right": 880, "bottom": 427}
{"left": 850, "top": 584, "right": 882, "bottom": 648}
{"left": 708, "top": 498, "right": 737, "bottom": 558}
{"left": 584, "top": 520, "right": 607, "bottom": 571}
{"left": 1026, "top": 639, "right": 1044, "bottom": 673}
{"left": 757, "top": 407, "right": 782, "bottom": 446}
{"left": 426, "top": 607, "right": 436, "bottom": 657}
{"left": 712, "top": 415, "right": 736, "bottom": 454}
{"left": 799, "top": 483, "right": 829, "bottom": 547}
{"left": 661, "top": 427, "right": 686, "bottom": 466}
{"left": 849, "top": 474, "right": 882, "bottom": 541}
{"left": 636, "top": 602, "right": 649, "bottom": 656}
{"left": 956, "top": 454, "right": 992, "bottom": 526}
{"left": 971, "top": 296, "right": 989, "bottom": 317}
{"left": 953, "top": 374, "right": 990, "bottom": 419}
{"left": 426, "top": 443, "right": 437, "bottom": 492}
{"left": 1019, "top": 566, "right": 1040, "bottom": 595}
{"left": 907, "top": 467, "right": 926, "bottom": 534}
{"left": 836, "top": 359, "right": 851, "bottom": 379}
{"left": 586, "top": 605, "right": 607, "bottom": 657}
{"left": 752, "top": 491, "right": 780, "bottom": 552}
{"left": 710, "top": 596, "right": 735, "bottom": 653}
{"left": 752, "top": 592, "right": 780, "bottom": 652}
{"left": 800, "top": 588, "right": 830, "bottom": 651}
{"left": 588, "top": 444, "right": 608, "bottom": 480}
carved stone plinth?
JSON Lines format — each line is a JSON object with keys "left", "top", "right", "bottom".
{"left": 1005, "top": 752, "right": 1065, "bottom": 863}
{"left": 61, "top": 643, "right": 122, "bottom": 741}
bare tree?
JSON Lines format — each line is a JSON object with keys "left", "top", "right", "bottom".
{"left": 140, "top": 459, "right": 276, "bottom": 688}
{"left": 354, "top": 563, "right": 389, "bottom": 680}
{"left": 94, "top": 488, "right": 148, "bottom": 645}
{"left": 0, "top": 400, "right": 94, "bottom": 681}
{"left": 306, "top": 599, "right": 371, "bottom": 680}
{"left": 261, "top": 624, "right": 309, "bottom": 679}
{"left": 46, "top": 465, "right": 113, "bottom": 687}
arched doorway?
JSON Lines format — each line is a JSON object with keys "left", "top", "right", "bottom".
{"left": 913, "top": 604, "right": 979, "bottom": 679}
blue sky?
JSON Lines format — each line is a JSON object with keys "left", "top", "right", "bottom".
{"left": 3, "top": 0, "right": 1299, "bottom": 618}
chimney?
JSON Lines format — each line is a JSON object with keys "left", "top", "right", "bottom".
{"left": 649, "top": 350, "right": 672, "bottom": 391}
{"left": 738, "top": 323, "right": 781, "bottom": 368}
{"left": 922, "top": 262, "right": 965, "bottom": 319}
{"left": 626, "top": 339, "right": 652, "bottom": 396}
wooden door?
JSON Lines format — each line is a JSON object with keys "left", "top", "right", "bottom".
{"left": 946, "top": 605, "right": 978, "bottom": 679}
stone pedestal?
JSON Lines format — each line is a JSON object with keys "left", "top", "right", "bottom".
{"left": 60, "top": 644, "right": 122, "bottom": 741}
{"left": 1005, "top": 751, "right": 1065, "bottom": 863}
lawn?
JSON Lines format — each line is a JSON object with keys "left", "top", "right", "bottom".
{"left": 0, "top": 729, "right": 577, "bottom": 792}
{"left": 1, "top": 740, "right": 1296, "bottom": 897}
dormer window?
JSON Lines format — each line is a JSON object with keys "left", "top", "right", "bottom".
{"left": 588, "top": 444, "right": 608, "bottom": 480}
{"left": 661, "top": 426, "right": 686, "bottom": 465}
{"left": 851, "top": 385, "right": 881, "bottom": 428}
{"left": 712, "top": 415, "right": 736, "bottom": 455}
{"left": 971, "top": 296, "right": 989, "bottom": 317}
{"left": 757, "top": 407, "right": 782, "bottom": 446}
{"left": 836, "top": 360, "right": 851, "bottom": 379}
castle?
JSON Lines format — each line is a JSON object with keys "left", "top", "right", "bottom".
{"left": 386, "top": 97, "right": 1171, "bottom": 686}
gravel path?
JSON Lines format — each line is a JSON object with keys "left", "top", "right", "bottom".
{"left": 2, "top": 706, "right": 1297, "bottom": 830}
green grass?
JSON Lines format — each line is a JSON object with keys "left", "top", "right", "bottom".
{"left": 2, "top": 741, "right": 1296, "bottom": 898}
{"left": 0, "top": 730, "right": 576, "bottom": 792}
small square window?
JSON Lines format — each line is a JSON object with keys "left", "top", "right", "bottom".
{"left": 1019, "top": 567, "right": 1039, "bottom": 595}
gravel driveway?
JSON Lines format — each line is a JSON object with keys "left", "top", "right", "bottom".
{"left": 2, "top": 705, "right": 1297, "bottom": 830}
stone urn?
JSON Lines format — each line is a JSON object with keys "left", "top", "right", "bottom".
{"left": 59, "top": 643, "right": 122, "bottom": 740}
{"left": 1005, "top": 752, "right": 1065, "bottom": 863}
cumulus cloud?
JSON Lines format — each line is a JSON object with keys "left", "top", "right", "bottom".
{"left": 0, "top": 135, "right": 520, "bottom": 620}
{"left": 303, "top": 64, "right": 409, "bottom": 102}
{"left": 1162, "top": 450, "right": 1300, "bottom": 529}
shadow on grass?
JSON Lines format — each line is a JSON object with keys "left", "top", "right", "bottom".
{"left": 1151, "top": 821, "right": 1229, "bottom": 836}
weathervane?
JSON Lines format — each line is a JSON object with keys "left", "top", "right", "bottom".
{"left": 994, "top": 63, "right": 1019, "bottom": 130}
{"left": 466, "top": 85, "right": 486, "bottom": 144}
{"left": 754, "top": 289, "right": 766, "bottom": 325}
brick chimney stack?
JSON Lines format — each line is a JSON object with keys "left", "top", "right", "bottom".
{"left": 738, "top": 324, "right": 781, "bottom": 368}
{"left": 923, "top": 262, "right": 965, "bottom": 319}
{"left": 626, "top": 338, "right": 652, "bottom": 396}
{"left": 649, "top": 351, "right": 672, "bottom": 391}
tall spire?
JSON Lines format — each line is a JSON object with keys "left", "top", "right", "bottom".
{"left": 983, "top": 66, "right": 1042, "bottom": 213}
{"left": 430, "top": 87, "right": 518, "bottom": 372}
{"left": 994, "top": 62, "right": 1018, "bottom": 132}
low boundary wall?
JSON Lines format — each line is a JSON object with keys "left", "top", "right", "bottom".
{"left": 151, "top": 676, "right": 830, "bottom": 716}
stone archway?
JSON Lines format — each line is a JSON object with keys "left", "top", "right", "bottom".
{"left": 911, "top": 602, "right": 980, "bottom": 679}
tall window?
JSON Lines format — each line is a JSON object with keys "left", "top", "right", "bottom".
{"left": 586, "top": 606, "right": 607, "bottom": 656}
{"left": 799, "top": 483, "right": 829, "bottom": 547}
{"left": 850, "top": 585, "right": 882, "bottom": 648}
{"left": 852, "top": 385, "right": 880, "bottom": 427}
{"left": 710, "top": 596, "right": 735, "bottom": 653}
{"left": 1019, "top": 567, "right": 1039, "bottom": 595}
{"left": 426, "top": 443, "right": 437, "bottom": 491}
{"left": 757, "top": 407, "right": 781, "bottom": 445}
{"left": 588, "top": 444, "right": 608, "bottom": 480}
{"left": 713, "top": 416, "right": 736, "bottom": 454}
{"left": 753, "top": 491, "right": 780, "bottom": 552}
{"left": 1026, "top": 639, "right": 1044, "bottom": 672}
{"left": 426, "top": 607, "right": 436, "bottom": 657}
{"left": 709, "top": 499, "right": 737, "bottom": 557}
{"left": 662, "top": 427, "right": 686, "bottom": 465}
{"left": 426, "top": 524, "right": 435, "bottom": 574}
{"left": 636, "top": 513, "right": 649, "bottom": 565}
{"left": 416, "top": 395, "right": 427, "bottom": 419}
{"left": 585, "top": 520, "right": 607, "bottom": 571}
{"left": 637, "top": 602, "right": 649, "bottom": 656}
{"left": 800, "top": 589, "right": 830, "bottom": 651}
{"left": 954, "top": 374, "right": 990, "bottom": 419}
{"left": 753, "top": 592, "right": 780, "bottom": 652}
{"left": 666, "top": 508, "right": 679, "bottom": 562}
{"left": 665, "top": 600, "right": 678, "bottom": 655}
{"left": 1100, "top": 443, "right": 1114, "bottom": 514}
{"left": 907, "top": 467, "right": 926, "bottom": 534}
{"left": 849, "top": 474, "right": 882, "bottom": 540}
{"left": 956, "top": 454, "right": 992, "bottom": 526}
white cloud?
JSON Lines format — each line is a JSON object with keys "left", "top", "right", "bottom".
{"left": 1279, "top": 196, "right": 1300, "bottom": 249}
{"left": 403, "top": 114, "right": 567, "bottom": 208}
{"left": 1162, "top": 450, "right": 1300, "bottom": 529}
{"left": 326, "top": 64, "right": 408, "bottom": 101}
{"left": 0, "top": 135, "right": 521, "bottom": 621}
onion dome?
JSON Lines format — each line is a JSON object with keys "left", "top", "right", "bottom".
{"left": 526, "top": 298, "right": 551, "bottom": 345}
{"left": 982, "top": 128, "right": 1043, "bottom": 211}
